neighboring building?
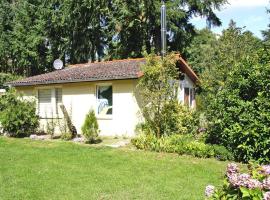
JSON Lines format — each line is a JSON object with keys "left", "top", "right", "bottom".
{"left": 7, "top": 55, "right": 198, "bottom": 137}
{"left": 0, "top": 89, "right": 6, "bottom": 96}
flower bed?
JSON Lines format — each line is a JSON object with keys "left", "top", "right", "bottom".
{"left": 132, "top": 134, "right": 233, "bottom": 161}
{"left": 205, "top": 163, "right": 270, "bottom": 199}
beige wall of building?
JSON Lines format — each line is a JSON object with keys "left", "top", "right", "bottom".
{"left": 15, "top": 76, "right": 195, "bottom": 137}
{"left": 16, "top": 79, "right": 143, "bottom": 137}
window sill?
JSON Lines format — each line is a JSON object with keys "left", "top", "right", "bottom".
{"left": 97, "top": 115, "right": 113, "bottom": 120}
{"left": 39, "top": 117, "right": 63, "bottom": 120}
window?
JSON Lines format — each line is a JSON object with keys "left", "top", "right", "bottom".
{"left": 190, "top": 88, "right": 195, "bottom": 107}
{"left": 38, "top": 88, "right": 63, "bottom": 118}
{"left": 97, "top": 85, "right": 113, "bottom": 116}
{"left": 38, "top": 89, "right": 52, "bottom": 118}
{"left": 184, "top": 88, "right": 190, "bottom": 106}
{"left": 55, "top": 88, "right": 62, "bottom": 115}
{"left": 184, "top": 87, "right": 195, "bottom": 107}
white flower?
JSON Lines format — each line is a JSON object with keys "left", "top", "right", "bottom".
{"left": 263, "top": 192, "right": 270, "bottom": 200}
{"left": 205, "top": 185, "right": 215, "bottom": 198}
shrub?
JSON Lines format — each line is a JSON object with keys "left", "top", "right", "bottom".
{"left": 184, "top": 141, "right": 214, "bottom": 158}
{"left": 205, "top": 163, "right": 270, "bottom": 199}
{"left": 0, "top": 90, "right": 39, "bottom": 137}
{"left": 136, "top": 103, "right": 199, "bottom": 136}
{"left": 212, "top": 145, "right": 234, "bottom": 161}
{"left": 59, "top": 119, "right": 72, "bottom": 140}
{"left": 61, "top": 132, "right": 73, "bottom": 140}
{"left": 81, "top": 110, "right": 99, "bottom": 143}
{"left": 136, "top": 53, "right": 199, "bottom": 137}
{"left": 206, "top": 48, "right": 270, "bottom": 163}
{"left": 131, "top": 134, "right": 232, "bottom": 160}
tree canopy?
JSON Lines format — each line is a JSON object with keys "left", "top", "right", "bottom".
{"left": 0, "top": 0, "right": 226, "bottom": 76}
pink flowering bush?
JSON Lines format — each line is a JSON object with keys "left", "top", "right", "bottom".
{"left": 205, "top": 163, "right": 270, "bottom": 199}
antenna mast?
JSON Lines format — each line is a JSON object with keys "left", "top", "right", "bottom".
{"left": 161, "top": 1, "right": 166, "bottom": 58}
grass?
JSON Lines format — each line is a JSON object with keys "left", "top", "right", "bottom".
{"left": 0, "top": 137, "right": 229, "bottom": 200}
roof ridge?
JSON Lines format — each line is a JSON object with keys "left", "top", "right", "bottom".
{"left": 68, "top": 57, "right": 146, "bottom": 68}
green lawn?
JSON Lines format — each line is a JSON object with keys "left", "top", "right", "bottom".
{"left": 0, "top": 137, "right": 228, "bottom": 200}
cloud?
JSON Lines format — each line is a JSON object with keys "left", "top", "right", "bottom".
{"left": 226, "top": 0, "right": 269, "bottom": 8}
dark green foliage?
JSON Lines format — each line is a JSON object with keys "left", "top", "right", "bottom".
{"left": 81, "top": 110, "right": 99, "bottom": 143}
{"left": 107, "top": 0, "right": 225, "bottom": 59}
{"left": 0, "top": 0, "right": 225, "bottom": 76}
{"left": 187, "top": 22, "right": 270, "bottom": 163}
{"left": 185, "top": 28, "right": 218, "bottom": 74}
{"left": 0, "top": 90, "right": 39, "bottom": 137}
{"left": 131, "top": 134, "right": 233, "bottom": 161}
{"left": 201, "top": 22, "right": 262, "bottom": 103}
{"left": 0, "top": 73, "right": 22, "bottom": 89}
{"left": 206, "top": 48, "right": 270, "bottom": 163}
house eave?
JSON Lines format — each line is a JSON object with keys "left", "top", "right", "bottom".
{"left": 6, "top": 76, "right": 139, "bottom": 87}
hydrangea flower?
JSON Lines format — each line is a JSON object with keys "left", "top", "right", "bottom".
{"left": 226, "top": 163, "right": 239, "bottom": 177}
{"left": 228, "top": 173, "right": 239, "bottom": 187}
{"left": 205, "top": 185, "right": 215, "bottom": 198}
{"left": 246, "top": 178, "right": 262, "bottom": 189}
{"left": 227, "top": 172, "right": 262, "bottom": 189}
{"left": 261, "top": 165, "right": 270, "bottom": 175}
{"left": 237, "top": 173, "right": 251, "bottom": 187}
{"left": 263, "top": 177, "right": 270, "bottom": 190}
{"left": 264, "top": 192, "right": 270, "bottom": 200}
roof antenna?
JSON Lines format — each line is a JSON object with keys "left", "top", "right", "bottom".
{"left": 161, "top": 0, "right": 166, "bottom": 59}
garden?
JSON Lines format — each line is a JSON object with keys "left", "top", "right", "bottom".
{"left": 1, "top": 23, "right": 270, "bottom": 199}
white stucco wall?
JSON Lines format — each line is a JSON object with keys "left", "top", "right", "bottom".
{"left": 16, "top": 79, "right": 142, "bottom": 137}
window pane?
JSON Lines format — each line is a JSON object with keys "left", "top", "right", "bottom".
{"left": 38, "top": 89, "right": 51, "bottom": 103}
{"left": 56, "top": 88, "right": 62, "bottom": 103}
{"left": 97, "top": 85, "right": 113, "bottom": 115}
{"left": 189, "top": 89, "right": 192, "bottom": 106}
{"left": 38, "top": 89, "right": 52, "bottom": 118}
{"left": 55, "top": 88, "right": 62, "bottom": 116}
{"left": 184, "top": 88, "right": 190, "bottom": 106}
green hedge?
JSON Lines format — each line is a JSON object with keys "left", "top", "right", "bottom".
{"left": 206, "top": 49, "right": 270, "bottom": 163}
{"left": 132, "top": 134, "right": 233, "bottom": 161}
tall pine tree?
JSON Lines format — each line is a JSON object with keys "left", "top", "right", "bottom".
{"left": 0, "top": 0, "right": 226, "bottom": 76}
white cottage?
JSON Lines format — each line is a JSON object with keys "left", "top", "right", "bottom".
{"left": 7, "top": 55, "right": 198, "bottom": 137}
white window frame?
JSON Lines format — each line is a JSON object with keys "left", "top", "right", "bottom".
{"left": 55, "top": 88, "right": 63, "bottom": 116}
{"left": 184, "top": 87, "right": 195, "bottom": 108}
{"left": 36, "top": 86, "right": 63, "bottom": 119}
{"left": 95, "top": 83, "right": 113, "bottom": 119}
{"left": 38, "top": 89, "right": 52, "bottom": 118}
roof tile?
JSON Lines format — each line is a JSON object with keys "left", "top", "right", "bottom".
{"left": 7, "top": 56, "right": 198, "bottom": 86}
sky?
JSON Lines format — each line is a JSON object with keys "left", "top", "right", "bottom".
{"left": 191, "top": 0, "right": 270, "bottom": 38}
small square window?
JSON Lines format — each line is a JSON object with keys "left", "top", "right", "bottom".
{"left": 97, "top": 85, "right": 113, "bottom": 115}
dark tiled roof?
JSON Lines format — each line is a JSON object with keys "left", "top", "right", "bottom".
{"left": 7, "top": 55, "right": 199, "bottom": 86}
{"left": 8, "top": 58, "right": 146, "bottom": 86}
